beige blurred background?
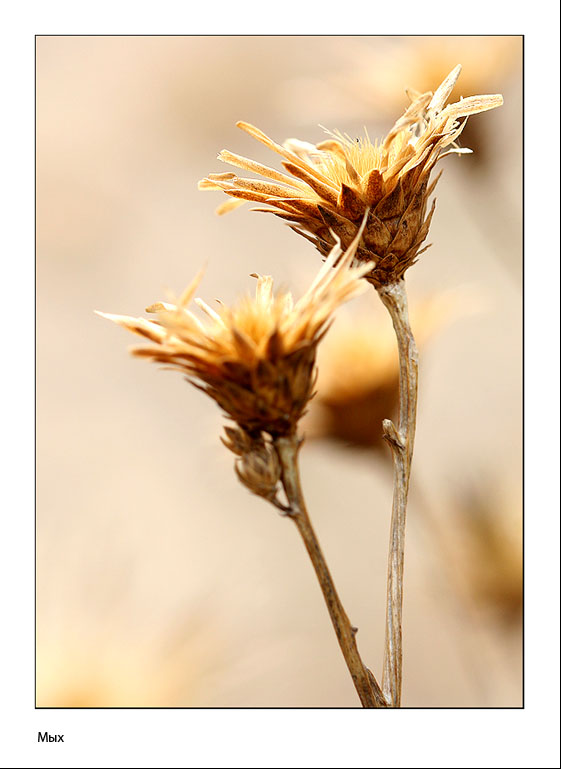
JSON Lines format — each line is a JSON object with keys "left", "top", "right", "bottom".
{"left": 36, "top": 35, "right": 522, "bottom": 707}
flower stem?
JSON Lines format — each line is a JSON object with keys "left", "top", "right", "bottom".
{"left": 377, "top": 280, "right": 419, "bottom": 708}
{"left": 274, "top": 434, "right": 387, "bottom": 708}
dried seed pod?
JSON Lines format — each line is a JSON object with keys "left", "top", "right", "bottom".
{"left": 221, "top": 425, "right": 255, "bottom": 456}
{"left": 234, "top": 435, "right": 282, "bottom": 502}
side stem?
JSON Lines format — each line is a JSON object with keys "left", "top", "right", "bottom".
{"left": 274, "top": 434, "right": 387, "bottom": 708}
{"left": 377, "top": 280, "right": 419, "bottom": 708}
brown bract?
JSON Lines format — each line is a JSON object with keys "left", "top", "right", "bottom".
{"left": 199, "top": 65, "right": 503, "bottom": 288}
{"left": 97, "top": 226, "right": 372, "bottom": 439}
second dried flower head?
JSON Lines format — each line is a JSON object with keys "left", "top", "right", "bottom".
{"left": 98, "top": 228, "right": 372, "bottom": 498}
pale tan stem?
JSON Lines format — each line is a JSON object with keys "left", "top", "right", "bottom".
{"left": 275, "top": 434, "right": 387, "bottom": 708}
{"left": 377, "top": 280, "right": 419, "bottom": 708}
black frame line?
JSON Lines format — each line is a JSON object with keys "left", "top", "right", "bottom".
{"left": 34, "top": 32, "right": 525, "bottom": 712}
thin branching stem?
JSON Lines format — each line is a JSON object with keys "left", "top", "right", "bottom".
{"left": 274, "top": 434, "right": 387, "bottom": 708}
{"left": 378, "top": 280, "right": 419, "bottom": 708}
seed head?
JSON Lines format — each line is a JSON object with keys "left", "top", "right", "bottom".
{"left": 97, "top": 226, "right": 372, "bottom": 439}
{"left": 199, "top": 65, "right": 502, "bottom": 288}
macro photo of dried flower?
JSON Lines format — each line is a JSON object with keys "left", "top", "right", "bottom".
{"left": 36, "top": 35, "right": 523, "bottom": 711}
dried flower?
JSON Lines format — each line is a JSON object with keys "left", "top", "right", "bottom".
{"left": 307, "top": 289, "right": 474, "bottom": 449}
{"left": 199, "top": 65, "right": 502, "bottom": 288}
{"left": 307, "top": 320, "right": 399, "bottom": 450}
{"left": 97, "top": 226, "right": 372, "bottom": 441}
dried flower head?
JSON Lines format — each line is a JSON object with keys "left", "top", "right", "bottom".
{"left": 97, "top": 227, "right": 372, "bottom": 441}
{"left": 308, "top": 319, "right": 399, "bottom": 450}
{"left": 307, "top": 289, "right": 473, "bottom": 449}
{"left": 199, "top": 65, "right": 503, "bottom": 288}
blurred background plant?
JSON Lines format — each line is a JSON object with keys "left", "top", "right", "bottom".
{"left": 305, "top": 287, "right": 483, "bottom": 450}
{"left": 37, "top": 35, "right": 522, "bottom": 707}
